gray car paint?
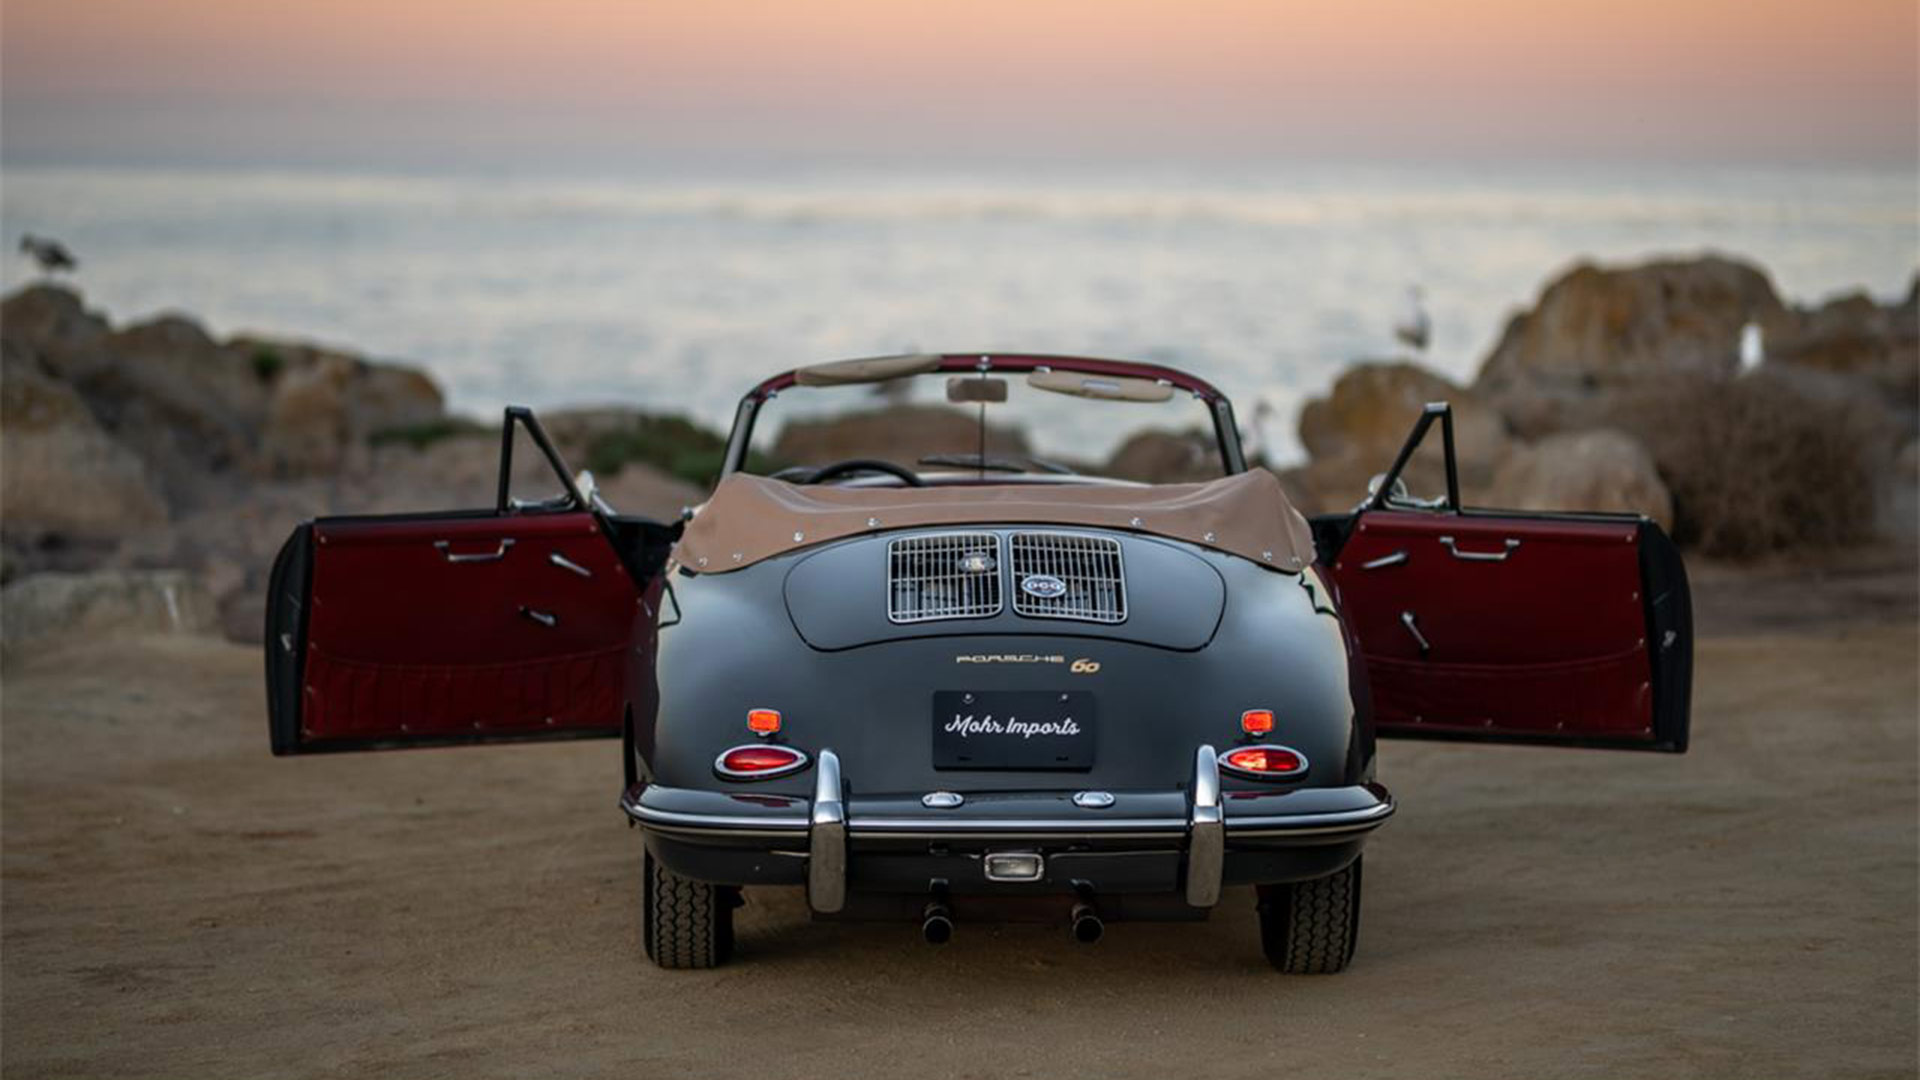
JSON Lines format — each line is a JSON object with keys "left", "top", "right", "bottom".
{"left": 637, "top": 529, "right": 1371, "bottom": 800}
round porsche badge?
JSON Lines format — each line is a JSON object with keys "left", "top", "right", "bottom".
{"left": 1020, "top": 574, "right": 1069, "bottom": 599}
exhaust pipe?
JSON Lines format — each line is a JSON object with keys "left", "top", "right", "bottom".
{"left": 1070, "top": 901, "right": 1104, "bottom": 944}
{"left": 922, "top": 901, "right": 954, "bottom": 945}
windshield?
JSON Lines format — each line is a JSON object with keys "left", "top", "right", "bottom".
{"left": 742, "top": 369, "right": 1227, "bottom": 484}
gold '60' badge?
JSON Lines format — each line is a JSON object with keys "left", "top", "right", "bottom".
{"left": 1070, "top": 658, "right": 1101, "bottom": 674}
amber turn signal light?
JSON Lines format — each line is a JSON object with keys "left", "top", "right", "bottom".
{"left": 1241, "top": 709, "right": 1275, "bottom": 736}
{"left": 747, "top": 708, "right": 782, "bottom": 735}
{"left": 1220, "top": 745, "right": 1308, "bottom": 779}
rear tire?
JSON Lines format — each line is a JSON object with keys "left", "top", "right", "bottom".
{"left": 1257, "top": 857, "right": 1362, "bottom": 973}
{"left": 642, "top": 850, "right": 735, "bottom": 969}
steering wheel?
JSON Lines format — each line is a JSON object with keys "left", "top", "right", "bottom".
{"left": 802, "top": 458, "right": 926, "bottom": 487}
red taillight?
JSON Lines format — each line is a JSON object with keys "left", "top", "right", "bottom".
{"left": 1240, "top": 709, "right": 1275, "bottom": 736}
{"left": 715, "top": 744, "right": 809, "bottom": 779}
{"left": 1221, "top": 745, "right": 1308, "bottom": 778}
{"left": 747, "top": 708, "right": 782, "bottom": 735}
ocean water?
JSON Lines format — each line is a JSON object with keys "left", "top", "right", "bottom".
{"left": 2, "top": 161, "right": 1913, "bottom": 462}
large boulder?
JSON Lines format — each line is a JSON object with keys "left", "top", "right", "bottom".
{"left": 1299, "top": 361, "right": 1510, "bottom": 467}
{"left": 1764, "top": 282, "right": 1918, "bottom": 423}
{"left": 1291, "top": 361, "right": 1512, "bottom": 512}
{"left": 0, "top": 285, "right": 110, "bottom": 350}
{"left": 30, "top": 312, "right": 268, "bottom": 508}
{"left": 259, "top": 353, "right": 357, "bottom": 475}
{"left": 0, "top": 569, "right": 218, "bottom": 656}
{"left": 1476, "top": 256, "right": 1792, "bottom": 438}
{"left": 1484, "top": 429, "right": 1673, "bottom": 529}
{"left": 252, "top": 339, "right": 445, "bottom": 477}
{"left": 1104, "top": 429, "right": 1220, "bottom": 483}
{"left": 770, "top": 404, "right": 1029, "bottom": 467}
{"left": 0, "top": 350, "right": 168, "bottom": 554}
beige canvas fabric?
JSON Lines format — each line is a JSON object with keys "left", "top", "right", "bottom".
{"left": 792, "top": 353, "right": 942, "bottom": 386}
{"left": 1026, "top": 369, "right": 1176, "bottom": 402}
{"left": 675, "top": 470, "right": 1317, "bottom": 572}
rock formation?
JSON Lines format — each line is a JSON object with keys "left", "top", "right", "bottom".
{"left": 1484, "top": 429, "right": 1673, "bottom": 529}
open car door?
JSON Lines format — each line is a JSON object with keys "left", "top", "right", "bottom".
{"left": 1315, "top": 404, "right": 1691, "bottom": 751}
{"left": 265, "top": 408, "right": 681, "bottom": 754}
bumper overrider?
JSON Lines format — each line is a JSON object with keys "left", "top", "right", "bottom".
{"left": 622, "top": 747, "right": 1394, "bottom": 912}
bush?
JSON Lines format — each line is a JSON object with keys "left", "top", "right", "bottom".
{"left": 369, "top": 417, "right": 489, "bottom": 450}
{"left": 1607, "top": 372, "right": 1883, "bottom": 558}
{"left": 584, "top": 415, "right": 779, "bottom": 488}
{"left": 250, "top": 348, "right": 284, "bottom": 383}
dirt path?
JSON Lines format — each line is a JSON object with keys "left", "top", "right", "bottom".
{"left": 3, "top": 563, "right": 1915, "bottom": 1079}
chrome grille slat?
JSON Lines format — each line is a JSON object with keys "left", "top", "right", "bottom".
{"left": 886, "top": 532, "right": 1003, "bottom": 624}
{"left": 1010, "top": 532, "right": 1126, "bottom": 624}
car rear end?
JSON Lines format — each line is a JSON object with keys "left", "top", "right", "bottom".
{"left": 624, "top": 525, "right": 1393, "bottom": 937}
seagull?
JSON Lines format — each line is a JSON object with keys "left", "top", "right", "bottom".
{"left": 1393, "top": 285, "right": 1431, "bottom": 353}
{"left": 18, "top": 234, "right": 78, "bottom": 277}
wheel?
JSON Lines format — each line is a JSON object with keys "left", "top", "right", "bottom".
{"left": 642, "top": 850, "right": 735, "bottom": 969}
{"left": 1257, "top": 857, "right": 1363, "bottom": 973}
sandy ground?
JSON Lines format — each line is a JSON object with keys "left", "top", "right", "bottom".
{"left": 3, "top": 556, "right": 1915, "bottom": 1079}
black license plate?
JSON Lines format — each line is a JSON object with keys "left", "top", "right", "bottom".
{"left": 932, "top": 691, "right": 1096, "bottom": 770}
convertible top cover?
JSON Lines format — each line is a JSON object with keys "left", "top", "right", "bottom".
{"left": 676, "top": 470, "right": 1317, "bottom": 572}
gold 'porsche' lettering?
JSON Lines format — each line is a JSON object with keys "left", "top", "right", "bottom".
{"left": 954, "top": 654, "right": 1065, "bottom": 664}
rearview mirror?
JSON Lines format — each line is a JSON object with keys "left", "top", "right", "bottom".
{"left": 947, "top": 377, "right": 1008, "bottom": 404}
{"left": 1366, "top": 473, "right": 1409, "bottom": 504}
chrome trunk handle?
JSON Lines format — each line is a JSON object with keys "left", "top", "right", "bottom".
{"left": 519, "top": 606, "right": 558, "bottom": 628}
{"left": 1438, "top": 535, "right": 1519, "bottom": 562}
{"left": 435, "top": 538, "right": 515, "bottom": 563}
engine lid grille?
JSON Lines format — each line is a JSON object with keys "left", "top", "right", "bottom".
{"left": 886, "top": 532, "right": 1003, "bottom": 624}
{"left": 1009, "top": 531, "right": 1127, "bottom": 624}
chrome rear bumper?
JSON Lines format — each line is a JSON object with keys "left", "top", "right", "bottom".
{"left": 621, "top": 745, "right": 1394, "bottom": 912}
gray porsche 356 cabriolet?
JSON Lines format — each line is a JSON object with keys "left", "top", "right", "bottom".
{"left": 266, "top": 353, "right": 1690, "bottom": 972}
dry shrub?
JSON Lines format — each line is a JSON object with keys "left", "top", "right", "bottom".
{"left": 1606, "top": 371, "right": 1883, "bottom": 558}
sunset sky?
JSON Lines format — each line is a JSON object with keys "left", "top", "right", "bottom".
{"left": 4, "top": 0, "right": 1916, "bottom": 167}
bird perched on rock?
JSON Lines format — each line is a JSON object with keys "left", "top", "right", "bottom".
{"left": 1393, "top": 285, "right": 1430, "bottom": 353}
{"left": 18, "top": 234, "right": 78, "bottom": 277}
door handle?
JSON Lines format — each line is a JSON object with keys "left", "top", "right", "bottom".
{"left": 520, "top": 606, "right": 558, "bottom": 628}
{"left": 1438, "top": 536, "right": 1519, "bottom": 562}
{"left": 1400, "top": 611, "right": 1430, "bottom": 656}
{"left": 1360, "top": 550, "right": 1408, "bottom": 571}
{"left": 436, "top": 538, "right": 516, "bottom": 563}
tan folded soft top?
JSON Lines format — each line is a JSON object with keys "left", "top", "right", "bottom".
{"left": 675, "top": 470, "right": 1316, "bottom": 572}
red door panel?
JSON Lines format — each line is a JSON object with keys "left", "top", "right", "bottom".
{"left": 294, "top": 512, "right": 644, "bottom": 749}
{"left": 1326, "top": 510, "right": 1660, "bottom": 744}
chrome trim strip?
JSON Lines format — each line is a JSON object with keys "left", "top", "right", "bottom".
{"left": 623, "top": 801, "right": 1393, "bottom": 840}
{"left": 849, "top": 816, "right": 1187, "bottom": 833}
{"left": 1360, "top": 549, "right": 1407, "bottom": 570}
{"left": 620, "top": 799, "right": 807, "bottom": 833}
{"left": 623, "top": 774, "right": 1391, "bottom": 849}
{"left": 1186, "top": 745, "right": 1224, "bottom": 907}
{"left": 808, "top": 748, "right": 847, "bottom": 913}
{"left": 1224, "top": 800, "right": 1397, "bottom": 835}
{"left": 847, "top": 829, "right": 1187, "bottom": 843}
